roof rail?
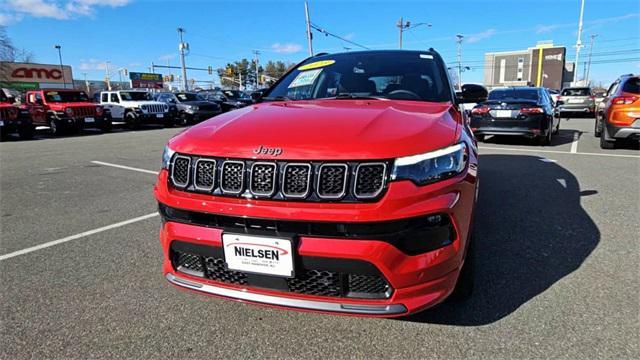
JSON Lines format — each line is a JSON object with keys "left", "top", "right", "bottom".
{"left": 314, "top": 52, "right": 329, "bottom": 57}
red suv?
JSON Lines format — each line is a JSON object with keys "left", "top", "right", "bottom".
{"left": 154, "top": 50, "right": 487, "bottom": 317}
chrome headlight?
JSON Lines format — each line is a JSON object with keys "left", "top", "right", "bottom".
{"left": 391, "top": 143, "right": 468, "bottom": 185}
{"left": 162, "top": 145, "right": 176, "bottom": 170}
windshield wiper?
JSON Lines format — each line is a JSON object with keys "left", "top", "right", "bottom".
{"left": 330, "top": 93, "right": 387, "bottom": 100}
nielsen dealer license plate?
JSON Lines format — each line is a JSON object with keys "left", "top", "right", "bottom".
{"left": 223, "top": 234, "right": 294, "bottom": 277}
{"left": 85, "top": 117, "right": 95, "bottom": 123}
{"left": 156, "top": 114, "right": 164, "bottom": 118}
{"left": 496, "top": 110, "right": 512, "bottom": 118}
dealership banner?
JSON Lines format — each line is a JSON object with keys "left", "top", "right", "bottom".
{"left": 129, "top": 72, "right": 163, "bottom": 89}
{"left": 0, "top": 62, "right": 73, "bottom": 88}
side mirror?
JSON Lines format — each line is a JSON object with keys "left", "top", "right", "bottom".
{"left": 250, "top": 91, "right": 264, "bottom": 102}
{"left": 458, "top": 84, "right": 488, "bottom": 104}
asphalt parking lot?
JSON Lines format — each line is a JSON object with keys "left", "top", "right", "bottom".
{"left": 1, "top": 118, "right": 638, "bottom": 359}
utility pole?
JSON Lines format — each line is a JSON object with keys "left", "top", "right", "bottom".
{"left": 304, "top": 1, "right": 313, "bottom": 56}
{"left": 177, "top": 27, "right": 189, "bottom": 91}
{"left": 573, "top": 0, "right": 585, "bottom": 84}
{"left": 397, "top": 18, "right": 408, "bottom": 49}
{"left": 83, "top": 72, "right": 89, "bottom": 93}
{"left": 456, "top": 34, "right": 464, "bottom": 90}
{"left": 253, "top": 49, "right": 260, "bottom": 89}
{"left": 54, "top": 45, "right": 66, "bottom": 88}
{"left": 105, "top": 61, "right": 112, "bottom": 91}
{"left": 585, "top": 34, "right": 598, "bottom": 85}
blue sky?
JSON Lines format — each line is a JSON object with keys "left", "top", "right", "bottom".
{"left": 3, "top": 0, "right": 639, "bottom": 86}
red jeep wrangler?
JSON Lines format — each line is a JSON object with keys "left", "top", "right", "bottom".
{"left": 0, "top": 89, "right": 34, "bottom": 140}
{"left": 24, "top": 89, "right": 110, "bottom": 135}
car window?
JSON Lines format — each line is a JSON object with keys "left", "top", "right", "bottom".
{"left": 266, "top": 51, "right": 451, "bottom": 102}
{"left": 120, "top": 92, "right": 151, "bottom": 101}
{"left": 621, "top": 77, "right": 640, "bottom": 94}
{"left": 488, "top": 89, "right": 539, "bottom": 101}
{"left": 101, "top": 93, "right": 108, "bottom": 102}
{"left": 110, "top": 93, "right": 120, "bottom": 103}
{"left": 561, "top": 88, "right": 591, "bottom": 96}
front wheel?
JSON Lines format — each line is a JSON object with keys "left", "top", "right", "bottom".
{"left": 125, "top": 112, "right": 140, "bottom": 130}
{"left": 448, "top": 236, "right": 475, "bottom": 302}
{"left": 475, "top": 134, "right": 485, "bottom": 142}
{"left": 50, "top": 119, "right": 62, "bottom": 136}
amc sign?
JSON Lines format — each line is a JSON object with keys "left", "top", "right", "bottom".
{"left": 1, "top": 62, "right": 73, "bottom": 85}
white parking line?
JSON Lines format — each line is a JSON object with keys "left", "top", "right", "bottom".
{"left": 91, "top": 161, "right": 159, "bottom": 175}
{"left": 479, "top": 146, "right": 640, "bottom": 159}
{"left": 0, "top": 213, "right": 159, "bottom": 261}
{"left": 570, "top": 131, "right": 580, "bottom": 153}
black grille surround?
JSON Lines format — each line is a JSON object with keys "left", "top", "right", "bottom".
{"left": 170, "top": 241, "right": 393, "bottom": 299}
{"left": 168, "top": 154, "right": 392, "bottom": 203}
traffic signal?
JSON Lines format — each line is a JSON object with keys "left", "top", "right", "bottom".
{"left": 124, "top": 68, "right": 128, "bottom": 76}
{"left": 208, "top": 66, "right": 213, "bottom": 75}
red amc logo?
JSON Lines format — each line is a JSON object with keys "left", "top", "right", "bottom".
{"left": 11, "top": 67, "right": 63, "bottom": 80}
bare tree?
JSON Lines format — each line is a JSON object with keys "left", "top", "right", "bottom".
{"left": 0, "top": 26, "right": 15, "bottom": 62}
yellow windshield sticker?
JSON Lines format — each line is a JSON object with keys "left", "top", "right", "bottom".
{"left": 298, "top": 60, "right": 335, "bottom": 71}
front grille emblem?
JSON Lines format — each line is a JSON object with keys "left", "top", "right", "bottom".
{"left": 253, "top": 145, "right": 283, "bottom": 156}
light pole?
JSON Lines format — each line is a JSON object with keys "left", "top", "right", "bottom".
{"left": 304, "top": 1, "right": 313, "bottom": 56}
{"left": 585, "top": 34, "right": 598, "bottom": 85}
{"left": 177, "top": 27, "right": 189, "bottom": 91}
{"left": 397, "top": 18, "right": 432, "bottom": 49}
{"left": 456, "top": 34, "right": 464, "bottom": 90}
{"left": 573, "top": 0, "right": 585, "bottom": 84}
{"left": 253, "top": 49, "right": 260, "bottom": 89}
{"left": 54, "top": 45, "right": 66, "bottom": 88}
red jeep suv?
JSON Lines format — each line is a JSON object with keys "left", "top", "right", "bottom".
{"left": 154, "top": 50, "right": 486, "bottom": 317}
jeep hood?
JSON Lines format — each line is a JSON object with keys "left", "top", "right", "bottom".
{"left": 169, "top": 99, "right": 459, "bottom": 160}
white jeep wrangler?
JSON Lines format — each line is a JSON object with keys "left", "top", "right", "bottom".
{"left": 99, "top": 90, "right": 172, "bottom": 129}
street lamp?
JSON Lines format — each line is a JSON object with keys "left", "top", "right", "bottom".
{"left": 397, "top": 18, "right": 432, "bottom": 49}
{"left": 54, "top": 45, "right": 66, "bottom": 88}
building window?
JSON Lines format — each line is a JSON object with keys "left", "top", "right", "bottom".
{"left": 499, "top": 59, "right": 506, "bottom": 83}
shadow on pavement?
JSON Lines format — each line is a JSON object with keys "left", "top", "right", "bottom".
{"left": 403, "top": 154, "right": 599, "bottom": 326}
{"left": 482, "top": 128, "right": 578, "bottom": 147}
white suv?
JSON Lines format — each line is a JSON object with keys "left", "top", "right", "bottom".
{"left": 99, "top": 90, "right": 171, "bottom": 129}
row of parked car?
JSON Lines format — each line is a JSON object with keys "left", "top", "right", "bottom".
{"left": 468, "top": 74, "right": 639, "bottom": 149}
{"left": 0, "top": 88, "right": 254, "bottom": 140}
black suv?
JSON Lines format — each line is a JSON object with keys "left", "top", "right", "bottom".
{"left": 200, "top": 89, "right": 253, "bottom": 112}
{"left": 155, "top": 92, "right": 221, "bottom": 125}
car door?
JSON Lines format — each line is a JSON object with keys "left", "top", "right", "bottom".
{"left": 26, "top": 92, "right": 47, "bottom": 126}
{"left": 109, "top": 93, "right": 124, "bottom": 119}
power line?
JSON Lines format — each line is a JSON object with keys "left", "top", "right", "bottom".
{"left": 309, "top": 22, "right": 370, "bottom": 50}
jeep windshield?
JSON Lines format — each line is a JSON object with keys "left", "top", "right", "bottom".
{"left": 222, "top": 90, "right": 249, "bottom": 100}
{"left": 175, "top": 93, "right": 202, "bottom": 102}
{"left": 264, "top": 51, "right": 452, "bottom": 102}
{"left": 120, "top": 92, "right": 152, "bottom": 101}
{"left": 45, "top": 91, "right": 89, "bottom": 103}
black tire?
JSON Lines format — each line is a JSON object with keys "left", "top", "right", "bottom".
{"left": 538, "top": 128, "right": 552, "bottom": 146}
{"left": 475, "top": 134, "right": 485, "bottom": 142}
{"left": 18, "top": 124, "right": 35, "bottom": 140}
{"left": 600, "top": 125, "right": 615, "bottom": 149}
{"left": 448, "top": 236, "right": 475, "bottom": 302}
{"left": 50, "top": 119, "right": 62, "bottom": 136}
{"left": 554, "top": 118, "right": 560, "bottom": 135}
{"left": 594, "top": 115, "right": 602, "bottom": 138}
{"left": 125, "top": 112, "right": 140, "bottom": 130}
{"left": 0, "top": 127, "right": 8, "bottom": 141}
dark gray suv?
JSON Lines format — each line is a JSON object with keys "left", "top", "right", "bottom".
{"left": 155, "top": 92, "right": 221, "bottom": 125}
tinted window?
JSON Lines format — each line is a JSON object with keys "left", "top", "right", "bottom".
{"left": 561, "top": 88, "right": 591, "bottom": 96}
{"left": 45, "top": 91, "right": 89, "bottom": 102}
{"left": 110, "top": 93, "right": 119, "bottom": 103}
{"left": 119, "top": 92, "right": 151, "bottom": 101}
{"left": 101, "top": 93, "right": 108, "bottom": 102}
{"left": 175, "top": 93, "right": 202, "bottom": 102}
{"left": 267, "top": 51, "right": 451, "bottom": 102}
{"left": 488, "top": 89, "right": 540, "bottom": 101}
{"left": 622, "top": 77, "right": 640, "bottom": 94}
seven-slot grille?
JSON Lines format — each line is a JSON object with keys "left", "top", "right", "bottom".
{"left": 70, "top": 106, "right": 96, "bottom": 118}
{"left": 169, "top": 154, "right": 390, "bottom": 202}
{"left": 145, "top": 104, "right": 166, "bottom": 113}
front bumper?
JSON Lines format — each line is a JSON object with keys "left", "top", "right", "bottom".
{"left": 558, "top": 105, "right": 595, "bottom": 113}
{"left": 154, "top": 162, "right": 477, "bottom": 316}
{"left": 137, "top": 112, "right": 169, "bottom": 124}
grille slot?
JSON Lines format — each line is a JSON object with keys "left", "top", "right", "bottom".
{"left": 172, "top": 246, "right": 392, "bottom": 299}
{"left": 220, "top": 161, "right": 245, "bottom": 194}
{"left": 250, "top": 162, "right": 277, "bottom": 196}
{"left": 354, "top": 163, "right": 386, "bottom": 198}
{"left": 317, "top": 164, "right": 348, "bottom": 199}
{"left": 282, "top": 163, "right": 311, "bottom": 198}
{"left": 194, "top": 159, "right": 216, "bottom": 191}
{"left": 171, "top": 156, "right": 191, "bottom": 188}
